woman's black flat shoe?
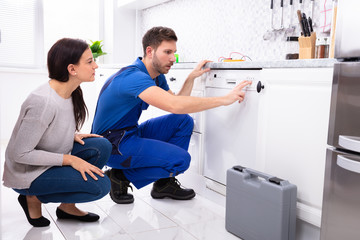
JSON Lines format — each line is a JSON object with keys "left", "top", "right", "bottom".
{"left": 18, "top": 194, "right": 50, "bottom": 227}
{"left": 56, "top": 207, "right": 100, "bottom": 222}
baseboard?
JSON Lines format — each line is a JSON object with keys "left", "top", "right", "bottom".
{"left": 297, "top": 202, "right": 322, "bottom": 227}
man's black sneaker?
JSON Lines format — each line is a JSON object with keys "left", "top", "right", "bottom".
{"left": 151, "top": 177, "right": 196, "bottom": 200}
{"left": 105, "top": 169, "right": 134, "bottom": 204}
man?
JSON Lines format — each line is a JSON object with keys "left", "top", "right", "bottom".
{"left": 92, "top": 26, "right": 251, "bottom": 204}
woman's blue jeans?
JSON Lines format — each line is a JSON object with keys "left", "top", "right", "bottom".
{"left": 13, "top": 137, "right": 112, "bottom": 204}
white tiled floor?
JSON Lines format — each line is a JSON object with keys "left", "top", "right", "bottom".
{"left": 0, "top": 143, "right": 240, "bottom": 240}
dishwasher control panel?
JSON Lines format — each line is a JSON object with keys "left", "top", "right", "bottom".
{"left": 205, "top": 70, "right": 262, "bottom": 92}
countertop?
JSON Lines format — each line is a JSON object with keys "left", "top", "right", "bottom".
{"left": 171, "top": 58, "right": 336, "bottom": 70}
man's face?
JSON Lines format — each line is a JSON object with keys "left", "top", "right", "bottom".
{"left": 152, "top": 40, "right": 177, "bottom": 75}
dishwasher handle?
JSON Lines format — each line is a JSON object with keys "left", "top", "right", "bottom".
{"left": 337, "top": 155, "right": 360, "bottom": 174}
{"left": 257, "top": 81, "right": 265, "bottom": 93}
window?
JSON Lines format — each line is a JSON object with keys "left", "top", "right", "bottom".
{"left": 0, "top": 0, "right": 101, "bottom": 68}
{"left": 0, "top": 0, "right": 43, "bottom": 68}
{"left": 43, "top": 0, "right": 100, "bottom": 58}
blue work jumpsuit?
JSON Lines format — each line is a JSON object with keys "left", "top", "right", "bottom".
{"left": 92, "top": 58, "right": 194, "bottom": 189}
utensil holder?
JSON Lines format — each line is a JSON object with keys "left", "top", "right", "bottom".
{"left": 298, "top": 32, "right": 316, "bottom": 59}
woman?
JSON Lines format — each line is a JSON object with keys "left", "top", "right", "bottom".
{"left": 2, "top": 38, "right": 111, "bottom": 227}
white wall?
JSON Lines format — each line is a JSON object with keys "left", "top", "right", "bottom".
{"left": 0, "top": 69, "right": 48, "bottom": 142}
{"left": 43, "top": 0, "right": 100, "bottom": 63}
{"left": 139, "top": 0, "right": 333, "bottom": 62}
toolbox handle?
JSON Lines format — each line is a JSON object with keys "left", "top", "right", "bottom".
{"left": 244, "top": 168, "right": 273, "bottom": 181}
{"left": 233, "top": 165, "right": 284, "bottom": 185}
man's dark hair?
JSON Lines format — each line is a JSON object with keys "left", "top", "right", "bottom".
{"left": 142, "top": 26, "right": 177, "bottom": 57}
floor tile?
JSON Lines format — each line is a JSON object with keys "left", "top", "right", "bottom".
{"left": 96, "top": 198, "right": 177, "bottom": 234}
{"left": 182, "top": 218, "right": 242, "bottom": 240}
{"left": 1, "top": 185, "right": 65, "bottom": 240}
{"left": 130, "top": 226, "right": 197, "bottom": 240}
{"left": 45, "top": 202, "right": 128, "bottom": 240}
{"left": 1, "top": 141, "right": 234, "bottom": 240}
{"left": 142, "top": 196, "right": 223, "bottom": 227}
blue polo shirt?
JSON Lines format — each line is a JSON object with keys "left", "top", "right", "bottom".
{"left": 92, "top": 57, "right": 170, "bottom": 134}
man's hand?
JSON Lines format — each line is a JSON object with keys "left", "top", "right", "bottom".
{"left": 189, "top": 60, "right": 212, "bottom": 79}
{"left": 222, "top": 80, "right": 252, "bottom": 106}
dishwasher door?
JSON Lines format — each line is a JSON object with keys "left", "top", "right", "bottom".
{"left": 203, "top": 70, "right": 263, "bottom": 185}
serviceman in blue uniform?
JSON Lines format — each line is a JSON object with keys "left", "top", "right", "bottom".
{"left": 92, "top": 26, "right": 251, "bottom": 204}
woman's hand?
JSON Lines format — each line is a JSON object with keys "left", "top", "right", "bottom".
{"left": 63, "top": 154, "right": 104, "bottom": 181}
{"left": 74, "top": 133, "right": 103, "bottom": 145}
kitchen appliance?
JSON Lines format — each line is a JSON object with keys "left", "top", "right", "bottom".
{"left": 203, "top": 69, "right": 263, "bottom": 185}
{"left": 320, "top": 1, "right": 360, "bottom": 239}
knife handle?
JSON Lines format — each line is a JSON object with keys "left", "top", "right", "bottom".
{"left": 281, "top": 0, "right": 283, "bottom": 7}
{"left": 270, "top": 0, "right": 273, "bottom": 9}
{"left": 290, "top": 0, "right": 293, "bottom": 5}
{"left": 297, "top": 10, "right": 302, "bottom": 23}
{"left": 301, "top": 19, "right": 307, "bottom": 36}
{"left": 308, "top": 17, "right": 313, "bottom": 32}
{"left": 297, "top": 10, "right": 304, "bottom": 35}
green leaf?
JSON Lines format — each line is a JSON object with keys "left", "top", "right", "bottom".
{"left": 89, "top": 40, "right": 107, "bottom": 59}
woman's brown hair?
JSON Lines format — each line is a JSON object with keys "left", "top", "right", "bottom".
{"left": 47, "top": 38, "right": 89, "bottom": 131}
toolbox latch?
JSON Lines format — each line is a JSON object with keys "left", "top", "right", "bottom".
{"left": 269, "top": 177, "right": 284, "bottom": 185}
{"left": 233, "top": 165, "right": 245, "bottom": 172}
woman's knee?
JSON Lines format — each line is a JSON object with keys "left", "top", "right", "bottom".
{"left": 95, "top": 137, "right": 112, "bottom": 158}
{"left": 93, "top": 176, "right": 111, "bottom": 199}
{"left": 84, "top": 137, "right": 112, "bottom": 165}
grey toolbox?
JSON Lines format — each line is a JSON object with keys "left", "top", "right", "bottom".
{"left": 225, "top": 165, "right": 297, "bottom": 240}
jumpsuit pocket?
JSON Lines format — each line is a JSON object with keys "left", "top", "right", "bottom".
{"left": 102, "top": 129, "right": 126, "bottom": 155}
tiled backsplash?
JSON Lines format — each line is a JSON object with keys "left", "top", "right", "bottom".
{"left": 140, "top": 0, "right": 333, "bottom": 62}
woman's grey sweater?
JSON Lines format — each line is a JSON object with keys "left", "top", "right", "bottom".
{"left": 3, "top": 82, "right": 76, "bottom": 189}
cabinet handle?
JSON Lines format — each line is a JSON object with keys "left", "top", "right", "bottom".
{"left": 337, "top": 155, "right": 360, "bottom": 174}
{"left": 339, "top": 135, "right": 360, "bottom": 153}
{"left": 257, "top": 81, "right": 265, "bottom": 93}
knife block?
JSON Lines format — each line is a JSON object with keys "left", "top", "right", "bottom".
{"left": 298, "top": 32, "right": 316, "bottom": 59}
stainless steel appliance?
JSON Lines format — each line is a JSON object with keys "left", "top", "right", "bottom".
{"left": 320, "top": 1, "right": 360, "bottom": 239}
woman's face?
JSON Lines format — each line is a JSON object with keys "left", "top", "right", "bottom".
{"left": 74, "top": 48, "right": 98, "bottom": 82}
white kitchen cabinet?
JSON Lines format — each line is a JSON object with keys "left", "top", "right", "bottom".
{"left": 201, "top": 66, "right": 333, "bottom": 228}
{"left": 258, "top": 68, "right": 333, "bottom": 227}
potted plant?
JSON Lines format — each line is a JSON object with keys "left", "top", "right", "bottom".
{"left": 89, "top": 40, "right": 107, "bottom": 61}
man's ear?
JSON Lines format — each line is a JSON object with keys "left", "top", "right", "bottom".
{"left": 145, "top": 46, "right": 154, "bottom": 59}
{"left": 67, "top": 64, "right": 77, "bottom": 76}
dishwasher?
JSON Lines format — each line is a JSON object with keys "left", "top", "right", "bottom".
{"left": 203, "top": 69, "right": 264, "bottom": 185}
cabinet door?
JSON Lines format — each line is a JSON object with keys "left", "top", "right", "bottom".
{"left": 259, "top": 68, "right": 333, "bottom": 226}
